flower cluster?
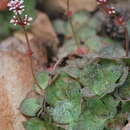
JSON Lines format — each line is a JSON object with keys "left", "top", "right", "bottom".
{"left": 97, "top": 0, "right": 125, "bottom": 26}
{"left": 10, "top": 15, "right": 32, "bottom": 26}
{"left": 8, "top": 0, "right": 32, "bottom": 26}
{"left": 8, "top": 0, "right": 24, "bottom": 14}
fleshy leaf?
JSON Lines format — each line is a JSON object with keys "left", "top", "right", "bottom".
{"left": 23, "top": 118, "right": 60, "bottom": 130}
{"left": 36, "top": 72, "right": 50, "bottom": 89}
{"left": 87, "top": 96, "right": 119, "bottom": 119}
{"left": 71, "top": 96, "right": 119, "bottom": 130}
{"left": 20, "top": 98, "right": 41, "bottom": 117}
{"left": 84, "top": 35, "right": 102, "bottom": 52}
{"left": 80, "top": 61, "right": 125, "bottom": 96}
{"left": 45, "top": 72, "right": 81, "bottom": 124}
{"left": 99, "top": 43, "right": 125, "bottom": 58}
{"left": 45, "top": 72, "right": 81, "bottom": 106}
{"left": 52, "top": 19, "right": 68, "bottom": 35}
{"left": 62, "top": 66, "right": 81, "bottom": 79}
{"left": 51, "top": 99, "right": 81, "bottom": 124}
{"left": 66, "top": 11, "right": 90, "bottom": 36}
{"left": 72, "top": 111, "right": 106, "bottom": 130}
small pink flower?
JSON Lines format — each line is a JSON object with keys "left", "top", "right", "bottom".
{"left": 97, "top": 0, "right": 107, "bottom": 5}
{"left": 8, "top": 0, "right": 24, "bottom": 14}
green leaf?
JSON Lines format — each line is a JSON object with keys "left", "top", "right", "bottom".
{"left": 45, "top": 72, "right": 81, "bottom": 106}
{"left": 78, "top": 25, "right": 96, "bottom": 42}
{"left": 23, "top": 118, "right": 45, "bottom": 130}
{"left": 36, "top": 72, "right": 50, "bottom": 89}
{"left": 122, "top": 101, "right": 130, "bottom": 113}
{"left": 45, "top": 72, "right": 81, "bottom": 124}
{"left": 87, "top": 96, "right": 119, "bottom": 119}
{"left": 99, "top": 43, "right": 125, "bottom": 58}
{"left": 62, "top": 66, "right": 81, "bottom": 79}
{"left": 51, "top": 100, "right": 81, "bottom": 124}
{"left": 23, "top": 118, "right": 60, "bottom": 130}
{"left": 88, "top": 14, "right": 102, "bottom": 30}
{"left": 101, "top": 96, "right": 119, "bottom": 118}
{"left": 66, "top": 11, "right": 90, "bottom": 36}
{"left": 45, "top": 73, "right": 70, "bottom": 106}
{"left": 72, "top": 111, "right": 106, "bottom": 130}
{"left": 71, "top": 96, "right": 119, "bottom": 130}
{"left": 58, "top": 10, "right": 104, "bottom": 58}
{"left": 52, "top": 19, "right": 68, "bottom": 34}
{"left": 20, "top": 98, "right": 41, "bottom": 117}
{"left": 80, "top": 61, "right": 124, "bottom": 96}
{"left": 58, "top": 39, "right": 77, "bottom": 58}
{"left": 84, "top": 36, "right": 103, "bottom": 52}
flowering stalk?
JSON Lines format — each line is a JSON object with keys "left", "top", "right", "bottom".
{"left": 8, "top": 0, "right": 42, "bottom": 90}
{"left": 97, "top": 0, "right": 129, "bottom": 57}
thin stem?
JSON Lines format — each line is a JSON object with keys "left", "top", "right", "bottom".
{"left": 17, "top": 13, "right": 42, "bottom": 90}
{"left": 67, "top": 0, "right": 80, "bottom": 48}
{"left": 124, "top": 27, "right": 129, "bottom": 57}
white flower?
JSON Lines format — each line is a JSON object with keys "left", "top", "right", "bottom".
{"left": 8, "top": 0, "right": 24, "bottom": 14}
{"left": 23, "top": 15, "right": 32, "bottom": 25}
{"left": 10, "top": 16, "right": 19, "bottom": 25}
